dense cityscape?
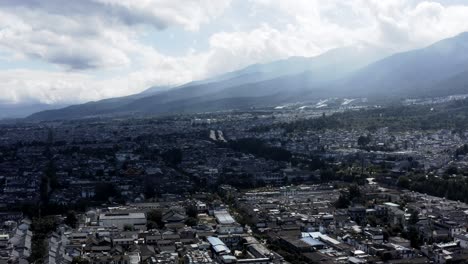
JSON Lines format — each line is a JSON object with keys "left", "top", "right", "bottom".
{"left": 3, "top": 1, "right": 468, "bottom": 263}
{"left": 1, "top": 98, "right": 468, "bottom": 264}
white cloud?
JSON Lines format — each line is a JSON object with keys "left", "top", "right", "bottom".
{"left": 201, "top": 0, "right": 468, "bottom": 75}
{"left": 0, "top": 0, "right": 231, "bottom": 105}
{"left": 0, "top": 70, "right": 96, "bottom": 104}
{"left": 0, "top": 65, "right": 197, "bottom": 105}
{"left": 0, "top": 0, "right": 231, "bottom": 70}
{"left": 1, "top": 0, "right": 468, "bottom": 106}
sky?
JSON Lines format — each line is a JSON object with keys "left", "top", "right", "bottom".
{"left": 1, "top": 0, "right": 468, "bottom": 105}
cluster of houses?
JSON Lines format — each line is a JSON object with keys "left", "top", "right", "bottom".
{"left": 7, "top": 197, "right": 285, "bottom": 264}
{"left": 3, "top": 182, "right": 468, "bottom": 263}
{"left": 0, "top": 219, "right": 32, "bottom": 263}
{"left": 2, "top": 104, "right": 468, "bottom": 263}
{"left": 230, "top": 183, "right": 468, "bottom": 263}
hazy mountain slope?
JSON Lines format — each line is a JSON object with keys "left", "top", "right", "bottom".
{"left": 137, "top": 85, "right": 173, "bottom": 96}
{"left": 425, "top": 70, "right": 468, "bottom": 97}
{"left": 23, "top": 32, "right": 468, "bottom": 121}
{"left": 93, "top": 46, "right": 387, "bottom": 115}
{"left": 198, "top": 32, "right": 468, "bottom": 104}
{"left": 0, "top": 103, "right": 68, "bottom": 119}
{"left": 134, "top": 44, "right": 388, "bottom": 103}
{"left": 123, "top": 94, "right": 292, "bottom": 114}
{"left": 239, "top": 44, "right": 390, "bottom": 82}
{"left": 28, "top": 45, "right": 388, "bottom": 120}
{"left": 27, "top": 72, "right": 276, "bottom": 120}
{"left": 333, "top": 32, "right": 468, "bottom": 98}
{"left": 0, "top": 86, "right": 170, "bottom": 120}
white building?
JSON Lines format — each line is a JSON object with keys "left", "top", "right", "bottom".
{"left": 214, "top": 210, "right": 243, "bottom": 235}
{"left": 99, "top": 212, "right": 147, "bottom": 230}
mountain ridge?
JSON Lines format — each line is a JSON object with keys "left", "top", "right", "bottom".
{"left": 27, "top": 32, "right": 468, "bottom": 121}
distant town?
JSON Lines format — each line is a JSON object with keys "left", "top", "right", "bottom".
{"left": 1, "top": 98, "right": 468, "bottom": 264}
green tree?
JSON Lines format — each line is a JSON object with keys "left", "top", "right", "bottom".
{"left": 348, "top": 184, "right": 361, "bottom": 200}
{"left": 30, "top": 217, "right": 58, "bottom": 262}
{"left": 94, "top": 183, "right": 120, "bottom": 201}
{"left": 147, "top": 209, "right": 164, "bottom": 229}
{"left": 65, "top": 211, "right": 78, "bottom": 228}
{"left": 186, "top": 205, "right": 198, "bottom": 218}
{"left": 446, "top": 166, "right": 458, "bottom": 175}
{"left": 123, "top": 224, "right": 134, "bottom": 231}
{"left": 397, "top": 176, "right": 410, "bottom": 189}
{"left": 72, "top": 257, "right": 90, "bottom": 264}
{"left": 320, "top": 169, "right": 336, "bottom": 182}
{"left": 335, "top": 193, "right": 350, "bottom": 209}
{"left": 357, "top": 135, "right": 371, "bottom": 148}
{"left": 185, "top": 217, "right": 198, "bottom": 227}
{"left": 409, "top": 210, "right": 419, "bottom": 225}
{"left": 407, "top": 226, "right": 421, "bottom": 248}
{"left": 162, "top": 148, "right": 183, "bottom": 166}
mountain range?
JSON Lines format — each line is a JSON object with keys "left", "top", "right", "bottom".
{"left": 27, "top": 32, "right": 468, "bottom": 121}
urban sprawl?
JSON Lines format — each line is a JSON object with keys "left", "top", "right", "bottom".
{"left": 1, "top": 105, "right": 468, "bottom": 264}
